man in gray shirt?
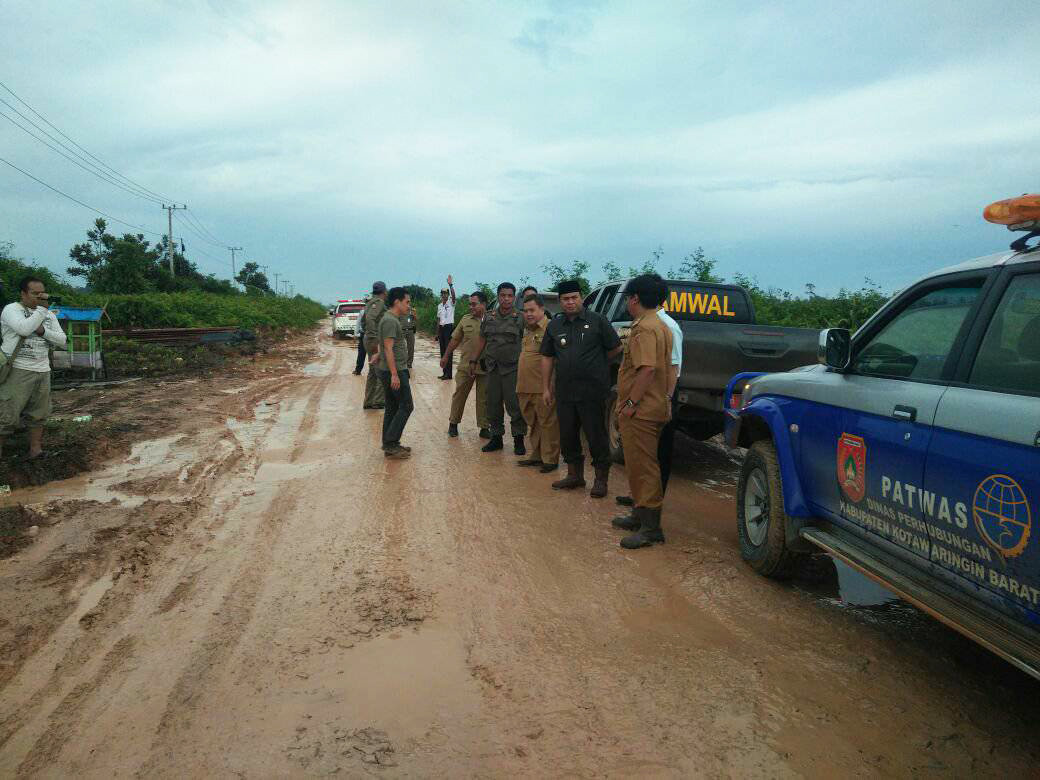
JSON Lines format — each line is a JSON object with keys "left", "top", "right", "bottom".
{"left": 377, "top": 287, "right": 414, "bottom": 459}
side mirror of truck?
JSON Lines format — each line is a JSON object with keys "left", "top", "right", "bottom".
{"left": 819, "top": 328, "right": 851, "bottom": 370}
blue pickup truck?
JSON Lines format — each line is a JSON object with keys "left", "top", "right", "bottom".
{"left": 725, "top": 196, "right": 1040, "bottom": 679}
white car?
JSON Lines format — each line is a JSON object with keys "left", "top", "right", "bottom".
{"left": 332, "top": 299, "right": 365, "bottom": 339}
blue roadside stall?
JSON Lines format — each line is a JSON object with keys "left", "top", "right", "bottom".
{"left": 49, "top": 305, "right": 107, "bottom": 381}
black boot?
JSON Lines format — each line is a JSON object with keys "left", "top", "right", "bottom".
{"left": 513, "top": 435, "right": 526, "bottom": 456}
{"left": 517, "top": 457, "right": 541, "bottom": 467}
{"left": 615, "top": 495, "right": 634, "bottom": 507}
{"left": 620, "top": 508, "right": 665, "bottom": 549}
{"left": 590, "top": 465, "right": 610, "bottom": 498}
{"left": 448, "top": 423, "right": 459, "bottom": 437}
{"left": 539, "top": 462, "right": 559, "bottom": 473}
{"left": 478, "top": 428, "right": 491, "bottom": 439}
{"left": 481, "top": 435, "right": 503, "bottom": 452}
{"left": 611, "top": 512, "right": 640, "bottom": 531}
{"left": 552, "top": 460, "right": 586, "bottom": 490}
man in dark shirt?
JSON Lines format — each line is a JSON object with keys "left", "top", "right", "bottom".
{"left": 540, "top": 279, "right": 623, "bottom": 497}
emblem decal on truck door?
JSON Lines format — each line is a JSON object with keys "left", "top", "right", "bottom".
{"left": 837, "top": 433, "right": 867, "bottom": 503}
{"left": 973, "top": 474, "right": 1032, "bottom": 559}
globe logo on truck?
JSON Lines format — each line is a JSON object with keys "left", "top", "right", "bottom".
{"left": 973, "top": 474, "right": 1032, "bottom": 559}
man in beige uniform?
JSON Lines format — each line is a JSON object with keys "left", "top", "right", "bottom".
{"left": 516, "top": 293, "right": 559, "bottom": 472}
{"left": 441, "top": 291, "right": 490, "bottom": 438}
{"left": 613, "top": 274, "right": 673, "bottom": 549}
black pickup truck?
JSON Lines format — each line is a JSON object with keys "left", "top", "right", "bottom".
{"left": 583, "top": 279, "right": 821, "bottom": 458}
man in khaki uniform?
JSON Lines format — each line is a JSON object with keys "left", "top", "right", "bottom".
{"left": 401, "top": 306, "right": 418, "bottom": 370}
{"left": 362, "top": 281, "right": 387, "bottom": 409}
{"left": 612, "top": 274, "right": 673, "bottom": 549}
{"left": 441, "top": 291, "right": 490, "bottom": 437}
{"left": 516, "top": 293, "right": 559, "bottom": 472}
{"left": 475, "top": 282, "right": 527, "bottom": 455}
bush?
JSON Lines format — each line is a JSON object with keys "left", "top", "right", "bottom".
{"left": 64, "top": 291, "right": 328, "bottom": 330}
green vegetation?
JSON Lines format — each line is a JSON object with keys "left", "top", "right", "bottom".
{"left": 1, "top": 223, "right": 326, "bottom": 330}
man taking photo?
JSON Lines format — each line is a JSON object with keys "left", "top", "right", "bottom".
{"left": 0, "top": 277, "right": 67, "bottom": 458}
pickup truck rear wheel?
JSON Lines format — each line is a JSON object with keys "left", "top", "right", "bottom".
{"left": 737, "top": 440, "right": 804, "bottom": 579}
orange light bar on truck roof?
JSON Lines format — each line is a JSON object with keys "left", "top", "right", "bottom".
{"left": 983, "top": 194, "right": 1040, "bottom": 227}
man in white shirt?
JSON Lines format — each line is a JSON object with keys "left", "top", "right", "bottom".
{"left": 614, "top": 276, "right": 683, "bottom": 519}
{"left": 436, "top": 275, "right": 457, "bottom": 380}
{"left": 0, "top": 276, "right": 67, "bottom": 458}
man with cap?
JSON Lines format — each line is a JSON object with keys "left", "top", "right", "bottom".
{"left": 611, "top": 274, "right": 673, "bottom": 548}
{"left": 401, "top": 301, "right": 418, "bottom": 370}
{"left": 539, "top": 279, "right": 622, "bottom": 497}
{"left": 440, "top": 290, "right": 491, "bottom": 438}
{"left": 614, "top": 275, "right": 682, "bottom": 524}
{"left": 437, "top": 276, "right": 457, "bottom": 380}
{"left": 473, "top": 282, "right": 527, "bottom": 454}
{"left": 362, "top": 281, "right": 388, "bottom": 409}
{"left": 516, "top": 293, "right": 559, "bottom": 472}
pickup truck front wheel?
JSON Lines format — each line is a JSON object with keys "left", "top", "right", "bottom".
{"left": 737, "top": 440, "right": 804, "bottom": 579}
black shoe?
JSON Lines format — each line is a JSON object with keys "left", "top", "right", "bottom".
{"left": 478, "top": 428, "right": 491, "bottom": 439}
{"left": 481, "top": 436, "right": 503, "bottom": 452}
{"left": 352, "top": 370, "right": 362, "bottom": 376}
{"left": 517, "top": 458, "right": 541, "bottom": 467}
{"left": 513, "top": 436, "right": 526, "bottom": 456}
{"left": 448, "top": 423, "right": 459, "bottom": 437}
{"left": 439, "top": 375, "right": 452, "bottom": 381}
{"left": 539, "top": 462, "right": 559, "bottom": 473}
{"left": 615, "top": 495, "right": 634, "bottom": 507}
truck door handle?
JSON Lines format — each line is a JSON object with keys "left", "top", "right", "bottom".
{"left": 893, "top": 405, "right": 917, "bottom": 422}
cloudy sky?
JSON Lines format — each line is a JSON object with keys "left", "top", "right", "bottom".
{"left": 3, "top": 1, "right": 1038, "bottom": 300}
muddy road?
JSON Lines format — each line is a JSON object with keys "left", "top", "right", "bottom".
{"left": 1, "top": 330, "right": 1037, "bottom": 777}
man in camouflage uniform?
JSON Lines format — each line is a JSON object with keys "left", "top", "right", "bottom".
{"left": 362, "top": 281, "right": 387, "bottom": 409}
{"left": 474, "top": 282, "right": 527, "bottom": 455}
{"left": 401, "top": 305, "right": 418, "bottom": 370}
{"left": 440, "top": 290, "right": 491, "bottom": 438}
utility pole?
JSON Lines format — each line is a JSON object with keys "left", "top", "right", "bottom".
{"left": 162, "top": 204, "right": 186, "bottom": 275}
{"left": 273, "top": 272, "right": 281, "bottom": 295}
{"left": 228, "top": 246, "right": 243, "bottom": 283}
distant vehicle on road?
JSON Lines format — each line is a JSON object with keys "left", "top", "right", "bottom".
{"left": 332, "top": 299, "right": 365, "bottom": 339}
{"left": 725, "top": 194, "right": 1040, "bottom": 679}
{"left": 584, "top": 279, "right": 820, "bottom": 459}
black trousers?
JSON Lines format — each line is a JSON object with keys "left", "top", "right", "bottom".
{"left": 438, "top": 324, "right": 454, "bottom": 378}
{"left": 354, "top": 337, "right": 367, "bottom": 373}
{"left": 557, "top": 397, "right": 611, "bottom": 469}
{"left": 378, "top": 370, "right": 413, "bottom": 448}
{"left": 659, "top": 413, "right": 678, "bottom": 492}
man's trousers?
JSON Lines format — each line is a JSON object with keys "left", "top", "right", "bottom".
{"left": 619, "top": 415, "right": 666, "bottom": 509}
{"left": 486, "top": 367, "right": 526, "bottom": 438}
{"left": 438, "top": 325, "right": 454, "bottom": 378}
{"left": 450, "top": 362, "right": 489, "bottom": 429}
{"left": 378, "top": 370, "right": 413, "bottom": 447}
{"left": 518, "top": 392, "right": 560, "bottom": 465}
{"left": 363, "top": 337, "right": 385, "bottom": 408}
{"left": 557, "top": 397, "right": 611, "bottom": 468}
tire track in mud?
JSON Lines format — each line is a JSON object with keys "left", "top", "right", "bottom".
{"left": 140, "top": 361, "right": 340, "bottom": 773}
{"left": 14, "top": 636, "right": 137, "bottom": 777}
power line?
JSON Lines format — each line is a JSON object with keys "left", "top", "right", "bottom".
{"left": 0, "top": 79, "right": 175, "bottom": 204}
{"left": 0, "top": 105, "right": 165, "bottom": 205}
{"left": 182, "top": 208, "right": 227, "bottom": 246}
{"left": 174, "top": 210, "right": 227, "bottom": 249}
{"left": 0, "top": 154, "right": 162, "bottom": 236}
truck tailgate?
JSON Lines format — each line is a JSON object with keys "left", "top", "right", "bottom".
{"left": 678, "top": 321, "right": 819, "bottom": 392}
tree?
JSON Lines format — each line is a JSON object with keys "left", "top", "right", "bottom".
{"left": 67, "top": 218, "right": 116, "bottom": 284}
{"left": 403, "top": 284, "right": 435, "bottom": 302}
{"left": 236, "top": 261, "right": 272, "bottom": 294}
{"left": 540, "top": 259, "right": 591, "bottom": 296}
{"left": 676, "top": 247, "right": 722, "bottom": 283}
{"left": 597, "top": 260, "right": 623, "bottom": 286}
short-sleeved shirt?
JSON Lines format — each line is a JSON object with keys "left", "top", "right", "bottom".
{"left": 401, "top": 311, "right": 417, "bottom": 333}
{"left": 657, "top": 308, "right": 682, "bottom": 372}
{"left": 540, "top": 309, "right": 621, "bottom": 402}
{"left": 451, "top": 312, "right": 486, "bottom": 374}
{"left": 377, "top": 312, "right": 408, "bottom": 373}
{"left": 617, "top": 312, "right": 672, "bottom": 422}
{"left": 363, "top": 297, "right": 386, "bottom": 343}
{"left": 516, "top": 316, "right": 549, "bottom": 394}
{"left": 480, "top": 308, "right": 524, "bottom": 373}
{"left": 437, "top": 301, "right": 455, "bottom": 326}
